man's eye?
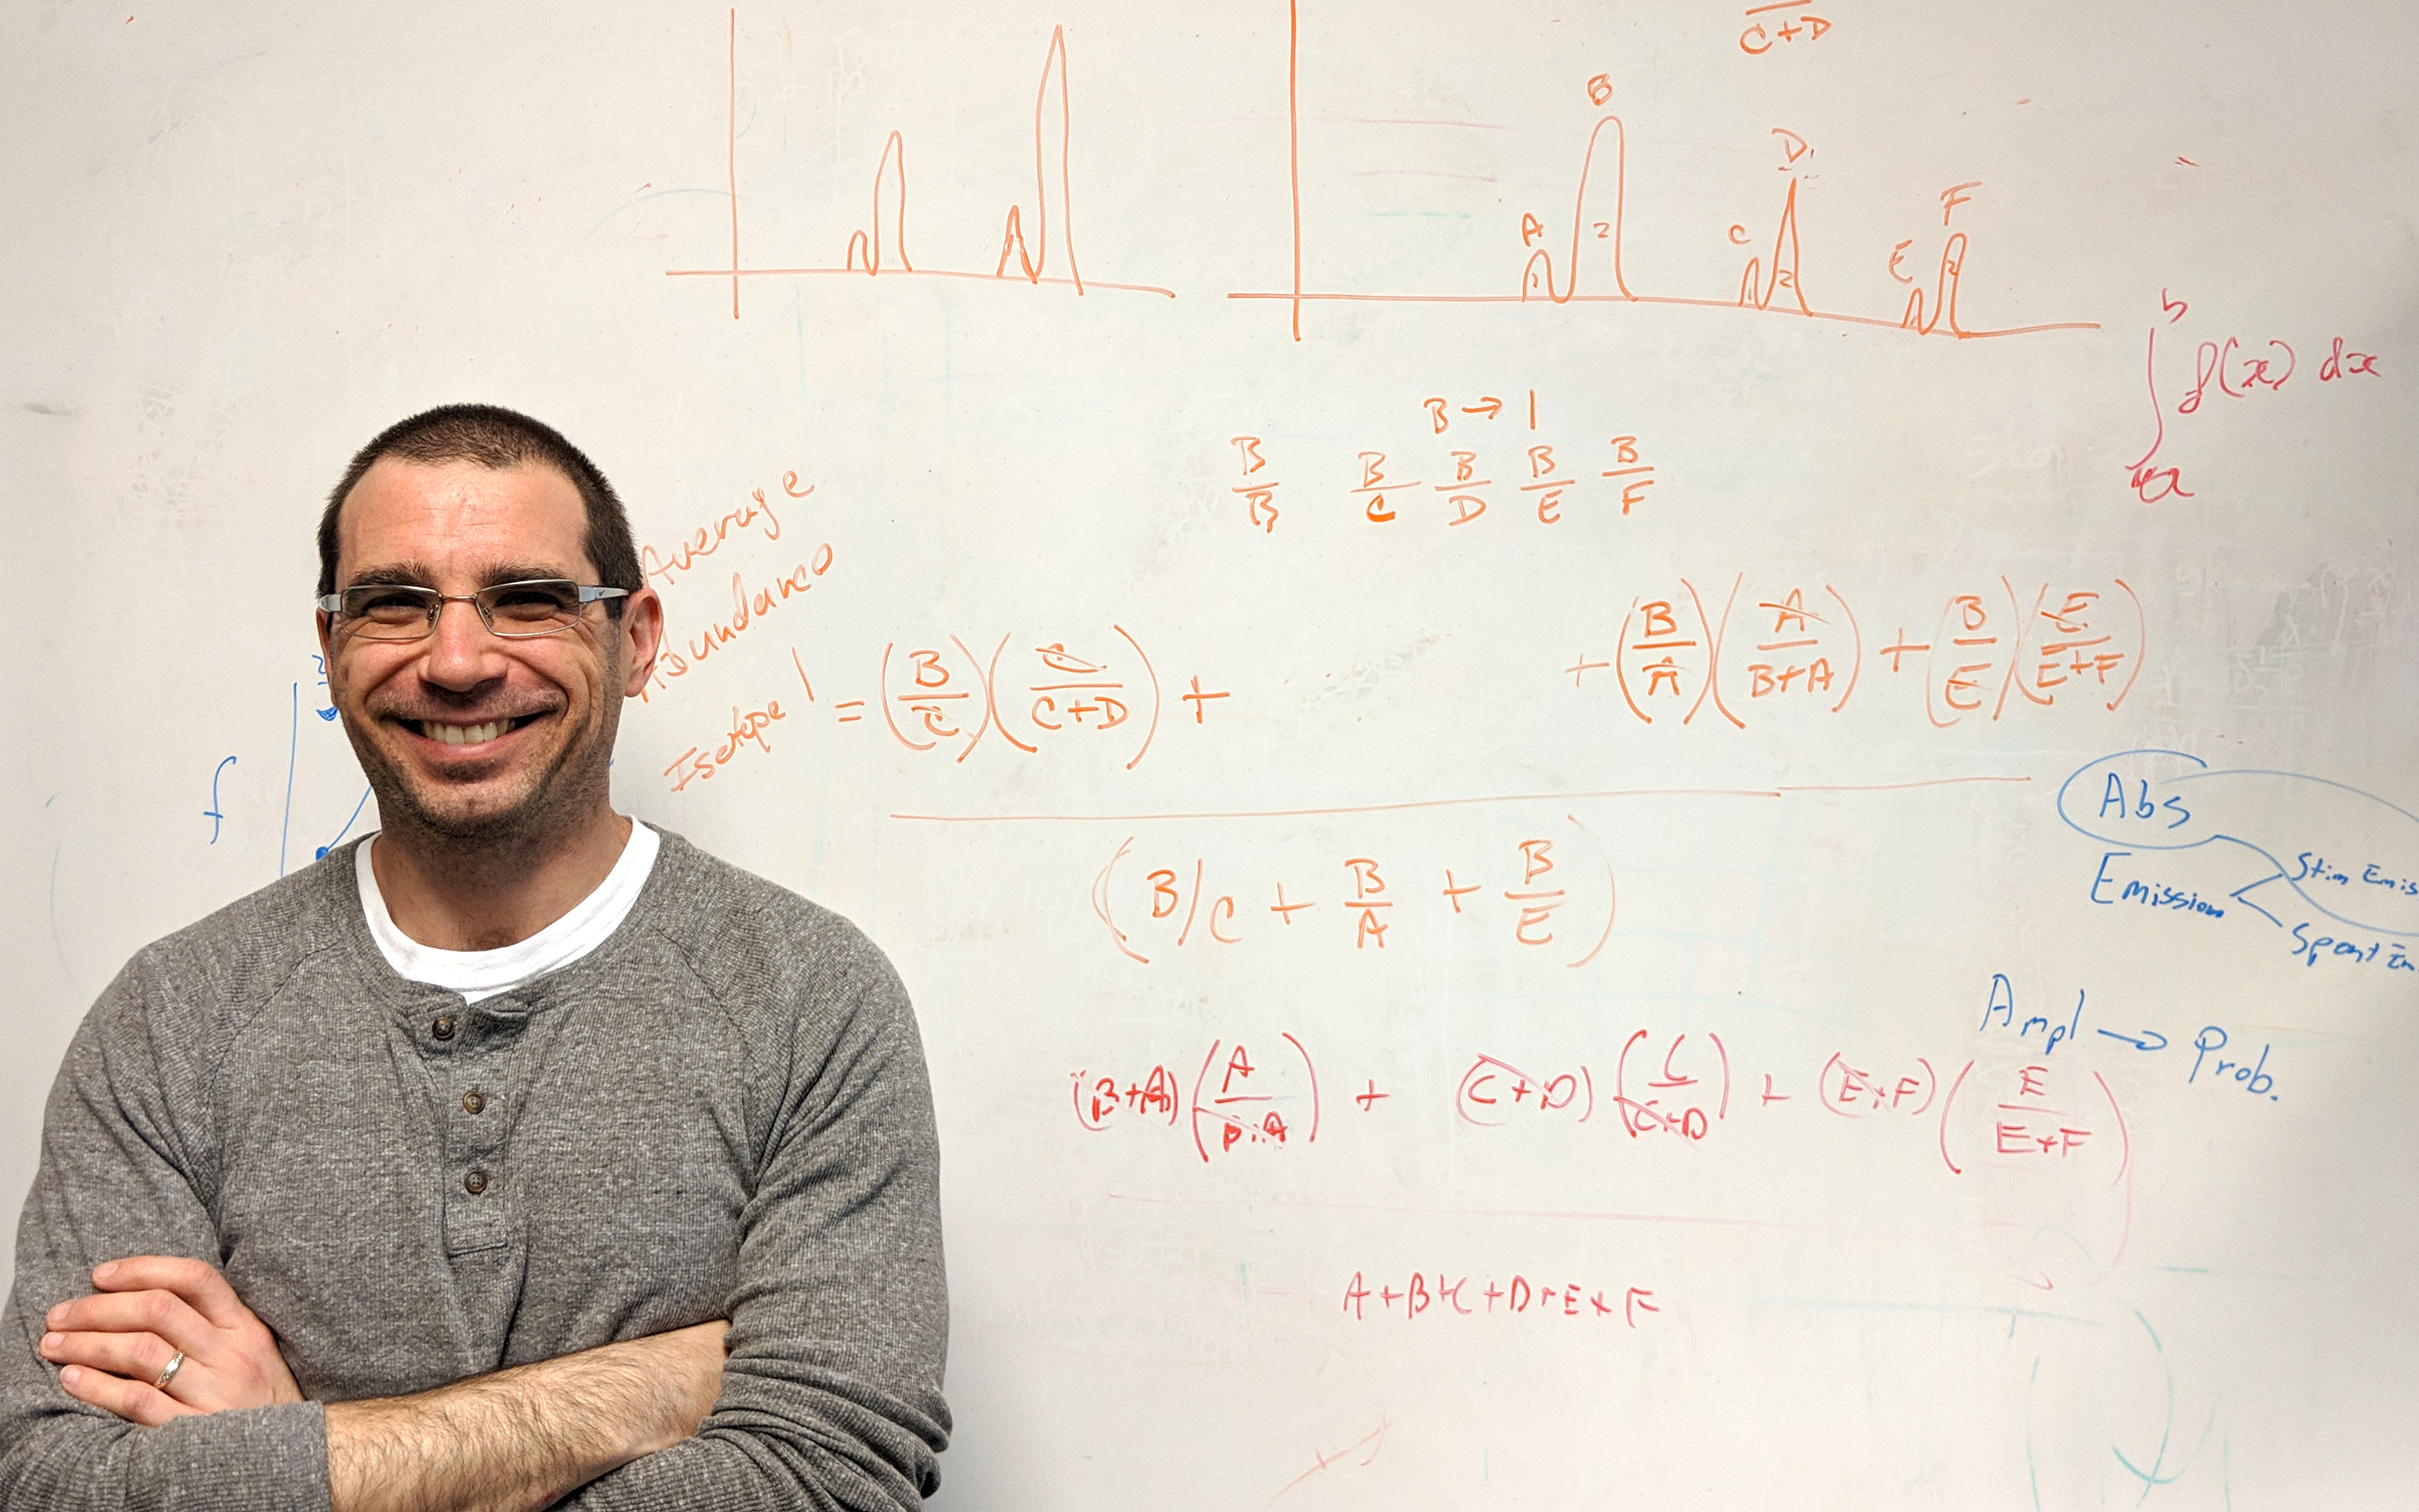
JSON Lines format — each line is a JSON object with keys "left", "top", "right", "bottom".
{"left": 490, "top": 585, "right": 579, "bottom": 619}
{"left": 353, "top": 590, "right": 430, "bottom": 620}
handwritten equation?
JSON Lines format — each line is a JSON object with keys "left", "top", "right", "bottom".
{"left": 1067, "top": 1017, "right": 2153, "bottom": 1191}
{"left": 662, "top": 629, "right": 1224, "bottom": 790}
{"left": 1076, "top": 1034, "right": 1321, "bottom": 1164}
{"left": 1088, "top": 817, "right": 1614, "bottom": 966}
{"left": 2127, "top": 289, "right": 2385, "bottom": 504}
{"left": 1068, "top": 974, "right": 2289, "bottom": 1185}
{"left": 1567, "top": 573, "right": 2145, "bottom": 731}
{"left": 633, "top": 465, "right": 1230, "bottom": 791}
{"left": 1228, "top": 391, "right": 1659, "bottom": 533}
{"left": 1738, "top": 2, "right": 1834, "bottom": 57}
{"left": 1341, "top": 1270, "right": 1658, "bottom": 1329}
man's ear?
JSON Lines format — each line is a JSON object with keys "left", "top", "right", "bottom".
{"left": 618, "top": 587, "right": 665, "bottom": 698}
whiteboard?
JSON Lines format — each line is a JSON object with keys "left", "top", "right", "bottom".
{"left": 4, "top": 0, "right": 2415, "bottom": 1505}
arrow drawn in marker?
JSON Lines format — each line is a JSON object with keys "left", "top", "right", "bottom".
{"left": 2096, "top": 1027, "right": 2168, "bottom": 1052}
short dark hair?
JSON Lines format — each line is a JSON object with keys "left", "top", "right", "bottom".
{"left": 317, "top": 404, "right": 644, "bottom": 607}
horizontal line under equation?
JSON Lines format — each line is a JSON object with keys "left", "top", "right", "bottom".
{"left": 1106, "top": 1191, "right": 1791, "bottom": 1229}
{"left": 889, "top": 773, "right": 2030, "bottom": 824}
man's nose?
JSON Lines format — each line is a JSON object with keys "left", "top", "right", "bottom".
{"left": 420, "top": 598, "right": 507, "bottom": 689}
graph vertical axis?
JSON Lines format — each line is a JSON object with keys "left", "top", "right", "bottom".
{"left": 727, "top": 7, "right": 740, "bottom": 319}
{"left": 1287, "top": 0, "right": 1302, "bottom": 342}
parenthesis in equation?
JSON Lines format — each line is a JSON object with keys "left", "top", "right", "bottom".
{"left": 877, "top": 642, "right": 934, "bottom": 752}
{"left": 1922, "top": 593, "right": 1957, "bottom": 730}
{"left": 1910, "top": 1056, "right": 1939, "bottom": 1118}
{"left": 1614, "top": 599, "right": 1650, "bottom": 725}
{"left": 1114, "top": 625, "right": 1160, "bottom": 772}
{"left": 1992, "top": 576, "right": 2051, "bottom": 720}
{"left": 2108, "top": 577, "right": 2146, "bottom": 713}
{"left": 1711, "top": 1033, "right": 1730, "bottom": 1120}
{"left": 1817, "top": 1052, "right": 1854, "bottom": 1119}
{"left": 1091, "top": 836, "right": 1149, "bottom": 965}
{"left": 1456, "top": 1055, "right": 1510, "bottom": 1128}
{"left": 1070, "top": 1071, "right": 1109, "bottom": 1132}
{"left": 1564, "top": 813, "right": 1616, "bottom": 969}
{"left": 949, "top": 634, "right": 1001, "bottom": 764}
{"left": 1938, "top": 1059, "right": 1975, "bottom": 1175}
{"left": 1189, "top": 1039, "right": 1221, "bottom": 1164}
{"left": 1825, "top": 585, "right": 1860, "bottom": 714}
{"left": 1682, "top": 573, "right": 1745, "bottom": 730}
{"left": 1579, "top": 1064, "right": 1595, "bottom": 1123}
{"left": 991, "top": 631, "right": 1038, "bottom": 755}
{"left": 1616, "top": 1030, "right": 1646, "bottom": 1138}
{"left": 2094, "top": 1069, "right": 2130, "bottom": 1188}
{"left": 1283, "top": 1031, "right": 1320, "bottom": 1144}
{"left": 2097, "top": 1069, "right": 2135, "bottom": 1268}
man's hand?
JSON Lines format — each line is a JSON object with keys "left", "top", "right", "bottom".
{"left": 37, "top": 1256, "right": 303, "bottom": 1426}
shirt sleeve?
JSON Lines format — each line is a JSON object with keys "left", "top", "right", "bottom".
{"left": 0, "top": 962, "right": 333, "bottom": 1512}
{"left": 560, "top": 951, "right": 951, "bottom": 1511}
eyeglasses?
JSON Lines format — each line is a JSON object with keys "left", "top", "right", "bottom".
{"left": 316, "top": 579, "right": 632, "bottom": 642}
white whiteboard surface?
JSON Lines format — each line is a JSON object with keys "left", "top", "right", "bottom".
{"left": 4, "top": 0, "right": 2415, "bottom": 1505}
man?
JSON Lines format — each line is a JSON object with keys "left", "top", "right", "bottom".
{"left": 0, "top": 406, "right": 950, "bottom": 1510}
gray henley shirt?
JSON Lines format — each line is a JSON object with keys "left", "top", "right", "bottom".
{"left": 0, "top": 830, "right": 950, "bottom": 1510}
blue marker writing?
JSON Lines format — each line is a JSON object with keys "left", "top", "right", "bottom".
{"left": 2095, "top": 1027, "right": 2168, "bottom": 1051}
{"left": 2189, "top": 1026, "right": 2277, "bottom": 1100}
{"left": 1979, "top": 975, "right": 2083, "bottom": 1053}
{"left": 204, "top": 756, "right": 237, "bottom": 844}
{"left": 315, "top": 786, "right": 374, "bottom": 862}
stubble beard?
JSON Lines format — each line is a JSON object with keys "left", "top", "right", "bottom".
{"left": 346, "top": 694, "right": 624, "bottom": 860}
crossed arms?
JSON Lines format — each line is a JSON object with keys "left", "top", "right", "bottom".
{"left": 34, "top": 1256, "right": 726, "bottom": 1512}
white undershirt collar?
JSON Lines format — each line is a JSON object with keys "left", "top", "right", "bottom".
{"left": 355, "top": 822, "right": 661, "bottom": 1003}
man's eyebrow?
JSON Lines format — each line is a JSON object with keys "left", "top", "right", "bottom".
{"left": 342, "top": 563, "right": 579, "bottom": 590}
{"left": 344, "top": 563, "right": 439, "bottom": 590}
{"left": 478, "top": 563, "right": 579, "bottom": 588}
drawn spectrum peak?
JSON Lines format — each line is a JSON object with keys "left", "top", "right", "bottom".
{"left": 665, "top": 14, "right": 1172, "bottom": 315}
{"left": 1236, "top": 23, "right": 2097, "bottom": 344}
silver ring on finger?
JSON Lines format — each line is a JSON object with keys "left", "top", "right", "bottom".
{"left": 154, "top": 1349, "right": 185, "bottom": 1392}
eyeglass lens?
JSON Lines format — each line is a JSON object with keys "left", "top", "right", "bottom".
{"left": 339, "top": 581, "right": 589, "bottom": 640}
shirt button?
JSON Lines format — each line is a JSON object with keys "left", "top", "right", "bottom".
{"left": 463, "top": 1170, "right": 488, "bottom": 1195}
{"left": 432, "top": 1015, "right": 457, "bottom": 1041}
{"left": 462, "top": 1091, "right": 485, "bottom": 1115}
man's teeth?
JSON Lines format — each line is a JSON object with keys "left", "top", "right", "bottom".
{"left": 420, "top": 719, "right": 512, "bottom": 746}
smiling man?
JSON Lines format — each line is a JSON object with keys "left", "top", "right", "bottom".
{"left": 0, "top": 405, "right": 950, "bottom": 1510}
